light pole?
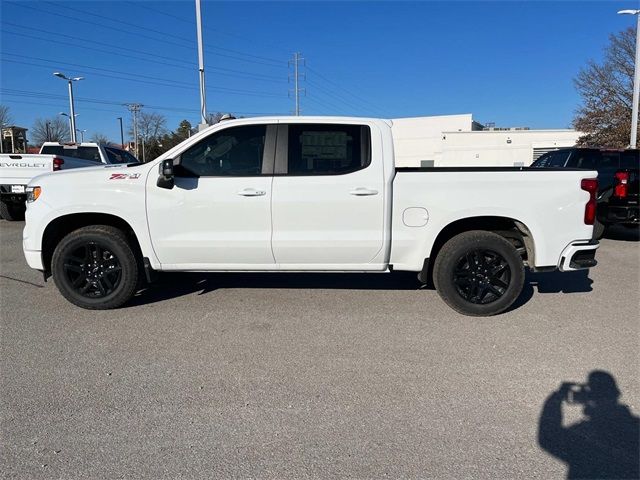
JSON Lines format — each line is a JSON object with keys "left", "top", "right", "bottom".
{"left": 53, "top": 72, "right": 83, "bottom": 143}
{"left": 618, "top": 9, "right": 640, "bottom": 148}
{"left": 59, "top": 112, "right": 79, "bottom": 142}
{"left": 195, "top": 0, "right": 208, "bottom": 131}
{"left": 117, "top": 117, "right": 124, "bottom": 148}
{"left": 76, "top": 129, "right": 87, "bottom": 143}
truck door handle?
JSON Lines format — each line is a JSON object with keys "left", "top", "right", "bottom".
{"left": 349, "top": 187, "right": 378, "bottom": 196}
{"left": 237, "top": 188, "right": 266, "bottom": 197}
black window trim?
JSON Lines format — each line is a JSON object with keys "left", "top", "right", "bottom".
{"left": 274, "top": 123, "right": 372, "bottom": 176}
{"left": 174, "top": 124, "right": 276, "bottom": 178}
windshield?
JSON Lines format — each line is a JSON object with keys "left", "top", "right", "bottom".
{"left": 104, "top": 146, "right": 140, "bottom": 164}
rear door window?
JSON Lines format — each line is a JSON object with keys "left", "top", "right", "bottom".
{"left": 285, "top": 124, "right": 371, "bottom": 175}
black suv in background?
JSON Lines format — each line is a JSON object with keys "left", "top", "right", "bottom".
{"left": 532, "top": 148, "right": 639, "bottom": 238}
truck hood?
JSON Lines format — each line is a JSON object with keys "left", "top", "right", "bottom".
{"left": 29, "top": 162, "right": 151, "bottom": 186}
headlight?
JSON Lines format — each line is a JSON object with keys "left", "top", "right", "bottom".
{"left": 26, "top": 186, "right": 42, "bottom": 203}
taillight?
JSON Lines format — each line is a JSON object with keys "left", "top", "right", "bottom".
{"left": 53, "top": 157, "right": 64, "bottom": 171}
{"left": 581, "top": 178, "right": 598, "bottom": 225}
{"left": 614, "top": 171, "right": 629, "bottom": 199}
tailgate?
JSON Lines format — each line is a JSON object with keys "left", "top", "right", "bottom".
{"left": 0, "top": 154, "right": 53, "bottom": 186}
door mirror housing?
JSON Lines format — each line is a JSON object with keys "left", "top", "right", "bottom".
{"left": 157, "top": 159, "right": 175, "bottom": 189}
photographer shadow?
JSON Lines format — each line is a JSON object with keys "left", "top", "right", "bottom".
{"left": 538, "top": 371, "right": 639, "bottom": 479}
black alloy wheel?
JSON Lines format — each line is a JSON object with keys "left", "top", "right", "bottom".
{"left": 433, "top": 230, "right": 525, "bottom": 316}
{"left": 62, "top": 242, "right": 123, "bottom": 298}
{"left": 52, "top": 225, "right": 139, "bottom": 309}
{"left": 452, "top": 249, "right": 511, "bottom": 305}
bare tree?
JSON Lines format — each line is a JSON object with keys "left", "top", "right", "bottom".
{"left": 573, "top": 27, "right": 637, "bottom": 148}
{"left": 128, "top": 111, "right": 167, "bottom": 143}
{"left": 90, "top": 133, "right": 112, "bottom": 145}
{"left": 0, "top": 105, "right": 12, "bottom": 127}
{"left": 127, "top": 111, "right": 168, "bottom": 161}
{"left": 31, "top": 117, "right": 70, "bottom": 145}
{"left": 206, "top": 112, "right": 224, "bottom": 125}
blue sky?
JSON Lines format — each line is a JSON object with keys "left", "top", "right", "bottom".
{"left": 1, "top": 0, "right": 638, "bottom": 143}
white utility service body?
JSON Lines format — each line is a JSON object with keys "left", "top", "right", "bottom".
{"left": 22, "top": 117, "right": 599, "bottom": 315}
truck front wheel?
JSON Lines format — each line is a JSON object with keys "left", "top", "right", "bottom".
{"left": 51, "top": 225, "right": 139, "bottom": 310}
{"left": 433, "top": 231, "right": 525, "bottom": 316}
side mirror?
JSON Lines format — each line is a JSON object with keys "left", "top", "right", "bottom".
{"left": 157, "top": 159, "right": 174, "bottom": 189}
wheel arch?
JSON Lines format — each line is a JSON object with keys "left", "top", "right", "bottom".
{"left": 41, "top": 213, "right": 144, "bottom": 276}
{"left": 418, "top": 215, "right": 535, "bottom": 284}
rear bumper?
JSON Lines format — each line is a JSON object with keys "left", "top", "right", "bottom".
{"left": 558, "top": 240, "right": 599, "bottom": 272}
{"left": 599, "top": 205, "right": 639, "bottom": 225}
{"left": 0, "top": 184, "right": 27, "bottom": 204}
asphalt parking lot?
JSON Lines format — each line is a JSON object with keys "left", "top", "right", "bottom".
{"left": 1, "top": 219, "right": 638, "bottom": 479}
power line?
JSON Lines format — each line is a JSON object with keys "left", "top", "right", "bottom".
{"left": 48, "top": 0, "right": 288, "bottom": 66}
{"left": 5, "top": 1, "right": 286, "bottom": 68}
{"left": 0, "top": 89, "right": 285, "bottom": 117}
{"left": 44, "top": 0, "right": 194, "bottom": 46}
{"left": 2, "top": 52, "right": 283, "bottom": 89}
{"left": 306, "top": 64, "right": 387, "bottom": 116}
{"left": 2, "top": 24, "right": 285, "bottom": 82}
{"left": 304, "top": 94, "right": 353, "bottom": 116}
{"left": 306, "top": 78, "right": 377, "bottom": 116}
{"left": 126, "top": 1, "right": 292, "bottom": 59}
{"left": 0, "top": 57, "right": 287, "bottom": 98}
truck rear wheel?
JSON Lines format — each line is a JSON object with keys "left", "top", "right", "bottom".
{"left": 0, "top": 200, "right": 25, "bottom": 221}
{"left": 51, "top": 225, "right": 139, "bottom": 310}
{"left": 593, "top": 220, "right": 607, "bottom": 240}
{"left": 433, "top": 231, "right": 525, "bottom": 316}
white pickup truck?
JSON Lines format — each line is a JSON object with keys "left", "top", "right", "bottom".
{"left": 22, "top": 117, "right": 599, "bottom": 316}
{"left": 0, "top": 142, "right": 138, "bottom": 220}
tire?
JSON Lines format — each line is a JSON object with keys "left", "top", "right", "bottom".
{"left": 433, "top": 231, "right": 525, "bottom": 316}
{"left": 593, "top": 220, "right": 607, "bottom": 240}
{"left": 0, "top": 200, "right": 24, "bottom": 221}
{"left": 51, "top": 225, "right": 139, "bottom": 309}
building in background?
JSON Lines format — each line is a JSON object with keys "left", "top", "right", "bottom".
{"left": 391, "top": 114, "right": 580, "bottom": 167}
{"left": 0, "top": 126, "right": 29, "bottom": 154}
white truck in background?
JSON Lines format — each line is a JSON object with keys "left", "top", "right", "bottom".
{"left": 0, "top": 142, "right": 138, "bottom": 220}
{"left": 22, "top": 117, "right": 599, "bottom": 316}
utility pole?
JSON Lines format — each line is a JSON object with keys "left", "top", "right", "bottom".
{"left": 124, "top": 103, "right": 143, "bottom": 158}
{"left": 195, "top": 0, "right": 208, "bottom": 131}
{"left": 289, "top": 52, "right": 305, "bottom": 116}
{"left": 117, "top": 117, "right": 124, "bottom": 148}
{"left": 45, "top": 122, "right": 51, "bottom": 142}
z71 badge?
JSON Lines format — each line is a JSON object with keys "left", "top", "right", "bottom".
{"left": 109, "top": 173, "right": 141, "bottom": 180}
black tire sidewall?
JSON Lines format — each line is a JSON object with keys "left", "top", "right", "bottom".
{"left": 52, "top": 227, "right": 138, "bottom": 309}
{"left": 434, "top": 231, "right": 525, "bottom": 316}
{"left": 593, "top": 220, "right": 607, "bottom": 240}
{"left": 0, "top": 200, "right": 17, "bottom": 221}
